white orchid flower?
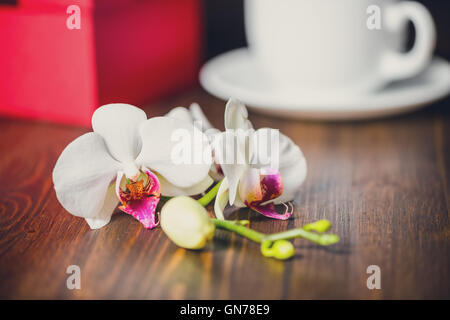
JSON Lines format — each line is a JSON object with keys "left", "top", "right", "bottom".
{"left": 53, "top": 103, "right": 213, "bottom": 230}
{"left": 212, "top": 99, "right": 307, "bottom": 220}
{"left": 166, "top": 98, "right": 307, "bottom": 221}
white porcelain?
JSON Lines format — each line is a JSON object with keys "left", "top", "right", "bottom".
{"left": 199, "top": 48, "right": 450, "bottom": 120}
{"left": 245, "top": 0, "right": 436, "bottom": 94}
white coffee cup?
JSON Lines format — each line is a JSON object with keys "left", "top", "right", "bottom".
{"left": 244, "top": 0, "right": 436, "bottom": 94}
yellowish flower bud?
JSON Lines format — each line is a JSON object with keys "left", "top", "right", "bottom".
{"left": 161, "top": 196, "right": 215, "bottom": 250}
{"left": 261, "top": 240, "right": 295, "bottom": 260}
{"left": 302, "top": 219, "right": 332, "bottom": 233}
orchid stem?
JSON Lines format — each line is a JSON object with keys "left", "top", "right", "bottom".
{"left": 197, "top": 180, "right": 223, "bottom": 207}
{"left": 211, "top": 218, "right": 339, "bottom": 246}
{"left": 160, "top": 196, "right": 173, "bottom": 202}
{"left": 211, "top": 218, "right": 264, "bottom": 243}
{"left": 263, "top": 228, "right": 340, "bottom": 246}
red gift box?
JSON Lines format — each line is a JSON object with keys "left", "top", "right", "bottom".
{"left": 0, "top": 0, "right": 202, "bottom": 126}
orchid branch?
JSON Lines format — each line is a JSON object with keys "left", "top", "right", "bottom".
{"left": 195, "top": 178, "right": 339, "bottom": 259}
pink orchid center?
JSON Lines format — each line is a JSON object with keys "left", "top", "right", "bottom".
{"left": 117, "top": 169, "right": 161, "bottom": 229}
{"left": 239, "top": 167, "right": 293, "bottom": 220}
{"left": 258, "top": 167, "right": 283, "bottom": 203}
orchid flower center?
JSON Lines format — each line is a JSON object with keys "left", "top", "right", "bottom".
{"left": 239, "top": 167, "right": 293, "bottom": 220}
{"left": 258, "top": 167, "right": 282, "bottom": 203}
{"left": 116, "top": 168, "right": 162, "bottom": 229}
{"left": 119, "top": 162, "right": 151, "bottom": 202}
{"left": 126, "top": 179, "right": 145, "bottom": 201}
{"left": 119, "top": 171, "right": 155, "bottom": 205}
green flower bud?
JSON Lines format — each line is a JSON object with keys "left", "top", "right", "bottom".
{"left": 318, "top": 234, "right": 340, "bottom": 246}
{"left": 261, "top": 240, "right": 295, "bottom": 260}
{"left": 303, "top": 219, "right": 332, "bottom": 233}
{"left": 161, "top": 196, "right": 215, "bottom": 250}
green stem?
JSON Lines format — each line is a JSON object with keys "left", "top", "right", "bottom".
{"left": 263, "top": 228, "right": 339, "bottom": 246}
{"left": 211, "top": 218, "right": 264, "bottom": 243}
{"left": 160, "top": 195, "right": 173, "bottom": 202}
{"left": 197, "top": 180, "right": 222, "bottom": 207}
{"left": 211, "top": 218, "right": 338, "bottom": 246}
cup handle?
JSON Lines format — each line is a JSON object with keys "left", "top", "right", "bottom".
{"left": 381, "top": 1, "right": 436, "bottom": 82}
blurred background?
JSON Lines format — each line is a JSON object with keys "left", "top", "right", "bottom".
{"left": 0, "top": 0, "right": 449, "bottom": 125}
{"left": 204, "top": 0, "right": 450, "bottom": 60}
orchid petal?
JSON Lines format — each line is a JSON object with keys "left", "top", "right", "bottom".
{"left": 238, "top": 168, "right": 263, "bottom": 206}
{"left": 166, "top": 103, "right": 220, "bottom": 138}
{"left": 157, "top": 174, "right": 214, "bottom": 197}
{"left": 53, "top": 132, "right": 121, "bottom": 219}
{"left": 221, "top": 163, "right": 246, "bottom": 206}
{"left": 120, "top": 197, "right": 160, "bottom": 229}
{"left": 135, "top": 117, "right": 212, "bottom": 188}
{"left": 92, "top": 103, "right": 147, "bottom": 163}
{"left": 208, "top": 163, "right": 224, "bottom": 181}
{"left": 233, "top": 190, "right": 247, "bottom": 208}
{"left": 85, "top": 183, "right": 118, "bottom": 229}
{"left": 249, "top": 202, "right": 293, "bottom": 220}
{"left": 248, "top": 128, "right": 282, "bottom": 169}
{"left": 278, "top": 132, "right": 306, "bottom": 168}
{"left": 115, "top": 171, "right": 126, "bottom": 199}
{"left": 214, "top": 177, "right": 229, "bottom": 220}
{"left": 165, "top": 106, "right": 193, "bottom": 124}
{"left": 142, "top": 167, "right": 161, "bottom": 195}
{"left": 274, "top": 156, "right": 307, "bottom": 204}
{"left": 224, "top": 98, "right": 253, "bottom": 131}
{"left": 273, "top": 133, "right": 307, "bottom": 204}
{"left": 212, "top": 131, "right": 249, "bottom": 205}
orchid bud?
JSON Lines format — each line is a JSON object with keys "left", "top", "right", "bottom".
{"left": 161, "top": 196, "right": 215, "bottom": 250}
{"left": 317, "top": 234, "right": 340, "bottom": 246}
{"left": 261, "top": 240, "right": 295, "bottom": 260}
{"left": 302, "top": 219, "right": 332, "bottom": 233}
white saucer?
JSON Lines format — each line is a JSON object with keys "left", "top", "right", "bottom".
{"left": 199, "top": 48, "right": 450, "bottom": 120}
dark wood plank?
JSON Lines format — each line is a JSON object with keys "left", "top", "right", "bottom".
{"left": 0, "top": 88, "right": 449, "bottom": 299}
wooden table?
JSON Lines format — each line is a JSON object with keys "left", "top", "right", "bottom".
{"left": 0, "top": 88, "right": 449, "bottom": 299}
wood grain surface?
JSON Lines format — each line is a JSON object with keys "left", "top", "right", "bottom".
{"left": 0, "top": 88, "right": 449, "bottom": 299}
